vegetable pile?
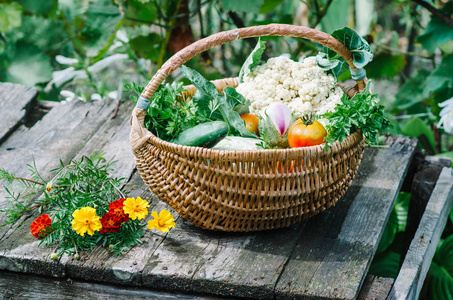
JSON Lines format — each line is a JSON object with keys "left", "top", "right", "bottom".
{"left": 126, "top": 27, "right": 391, "bottom": 151}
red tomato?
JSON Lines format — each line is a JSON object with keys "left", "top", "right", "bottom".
{"left": 240, "top": 113, "right": 259, "bottom": 136}
{"left": 288, "top": 117, "right": 327, "bottom": 148}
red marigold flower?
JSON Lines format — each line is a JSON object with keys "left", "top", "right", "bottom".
{"left": 109, "top": 198, "right": 125, "bottom": 211}
{"left": 108, "top": 198, "right": 129, "bottom": 223}
{"left": 30, "top": 214, "right": 52, "bottom": 238}
{"left": 100, "top": 211, "right": 121, "bottom": 234}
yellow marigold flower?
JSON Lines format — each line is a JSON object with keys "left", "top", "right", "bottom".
{"left": 71, "top": 207, "right": 102, "bottom": 236}
{"left": 147, "top": 209, "right": 175, "bottom": 233}
{"left": 45, "top": 184, "right": 52, "bottom": 192}
{"left": 123, "top": 197, "right": 150, "bottom": 220}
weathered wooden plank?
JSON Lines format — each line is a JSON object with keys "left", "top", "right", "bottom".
{"left": 0, "top": 82, "right": 37, "bottom": 145}
{"left": 71, "top": 100, "right": 136, "bottom": 180}
{"left": 0, "top": 270, "right": 221, "bottom": 300}
{"left": 387, "top": 167, "right": 453, "bottom": 300}
{"left": 142, "top": 219, "right": 303, "bottom": 299}
{"left": 401, "top": 156, "right": 450, "bottom": 276}
{"left": 357, "top": 275, "right": 394, "bottom": 300}
{"left": 0, "top": 98, "right": 118, "bottom": 276}
{"left": 274, "top": 136, "right": 418, "bottom": 300}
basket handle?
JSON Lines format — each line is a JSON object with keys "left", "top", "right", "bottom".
{"left": 130, "top": 24, "right": 367, "bottom": 152}
{"left": 140, "top": 24, "right": 366, "bottom": 102}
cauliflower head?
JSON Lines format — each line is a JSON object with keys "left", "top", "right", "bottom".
{"left": 236, "top": 56, "right": 344, "bottom": 116}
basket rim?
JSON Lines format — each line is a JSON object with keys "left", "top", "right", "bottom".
{"left": 136, "top": 119, "right": 362, "bottom": 161}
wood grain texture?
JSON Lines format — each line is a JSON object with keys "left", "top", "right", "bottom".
{"left": 0, "top": 270, "right": 224, "bottom": 300}
{"left": 388, "top": 167, "right": 453, "bottom": 300}
{"left": 274, "top": 136, "right": 418, "bottom": 300}
{"left": 0, "top": 82, "right": 37, "bottom": 145}
{"left": 142, "top": 220, "right": 303, "bottom": 299}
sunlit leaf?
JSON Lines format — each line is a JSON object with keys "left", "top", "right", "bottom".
{"left": 82, "top": 0, "right": 123, "bottom": 57}
{"left": 320, "top": 0, "right": 352, "bottom": 34}
{"left": 18, "top": 0, "right": 56, "bottom": 15}
{"left": 125, "top": 0, "right": 157, "bottom": 25}
{"left": 0, "top": 2, "right": 22, "bottom": 32}
{"left": 221, "top": 0, "right": 264, "bottom": 12}
{"left": 395, "top": 69, "right": 431, "bottom": 111}
{"left": 418, "top": 2, "right": 453, "bottom": 53}
{"left": 2, "top": 44, "right": 53, "bottom": 86}
{"left": 259, "top": 0, "right": 284, "bottom": 14}
{"left": 129, "top": 33, "right": 162, "bottom": 61}
{"left": 366, "top": 52, "right": 406, "bottom": 79}
{"left": 423, "top": 54, "right": 453, "bottom": 99}
{"left": 401, "top": 117, "right": 436, "bottom": 153}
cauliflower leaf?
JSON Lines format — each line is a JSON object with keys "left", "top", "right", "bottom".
{"left": 317, "top": 27, "right": 373, "bottom": 77}
{"left": 239, "top": 37, "right": 266, "bottom": 82}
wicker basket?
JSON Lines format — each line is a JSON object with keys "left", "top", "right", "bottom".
{"left": 130, "top": 24, "right": 366, "bottom": 232}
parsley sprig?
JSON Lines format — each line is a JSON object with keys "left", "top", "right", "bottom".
{"left": 124, "top": 81, "right": 208, "bottom": 141}
{"left": 324, "top": 83, "right": 391, "bottom": 149}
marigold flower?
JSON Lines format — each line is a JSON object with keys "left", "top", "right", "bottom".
{"left": 45, "top": 184, "right": 52, "bottom": 192}
{"left": 147, "top": 209, "right": 175, "bottom": 233}
{"left": 109, "top": 198, "right": 129, "bottom": 223}
{"left": 71, "top": 207, "right": 102, "bottom": 236}
{"left": 30, "top": 214, "right": 52, "bottom": 238}
{"left": 123, "top": 197, "right": 149, "bottom": 220}
{"left": 100, "top": 211, "right": 121, "bottom": 234}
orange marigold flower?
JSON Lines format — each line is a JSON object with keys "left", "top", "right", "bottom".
{"left": 30, "top": 214, "right": 52, "bottom": 238}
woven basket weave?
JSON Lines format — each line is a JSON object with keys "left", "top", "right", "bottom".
{"left": 130, "top": 24, "right": 366, "bottom": 232}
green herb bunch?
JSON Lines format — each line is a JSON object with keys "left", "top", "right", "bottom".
{"left": 125, "top": 81, "right": 208, "bottom": 141}
{"left": 324, "top": 83, "right": 392, "bottom": 149}
{"left": 0, "top": 153, "right": 146, "bottom": 256}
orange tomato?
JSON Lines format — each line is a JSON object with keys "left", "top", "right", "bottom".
{"left": 240, "top": 113, "right": 259, "bottom": 136}
{"left": 288, "top": 117, "right": 327, "bottom": 148}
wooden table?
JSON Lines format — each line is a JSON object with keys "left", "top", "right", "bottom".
{"left": 0, "top": 83, "right": 451, "bottom": 300}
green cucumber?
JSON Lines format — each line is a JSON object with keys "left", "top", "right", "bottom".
{"left": 171, "top": 121, "right": 229, "bottom": 148}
